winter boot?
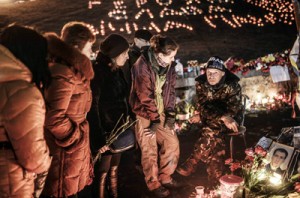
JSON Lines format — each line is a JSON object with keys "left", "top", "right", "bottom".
{"left": 176, "top": 158, "right": 198, "bottom": 176}
{"left": 99, "top": 173, "right": 107, "bottom": 198}
{"left": 108, "top": 166, "right": 118, "bottom": 198}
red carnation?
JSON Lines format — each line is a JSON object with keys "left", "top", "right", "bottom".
{"left": 255, "top": 146, "right": 267, "bottom": 157}
{"left": 225, "top": 158, "right": 233, "bottom": 165}
{"left": 245, "top": 148, "right": 254, "bottom": 157}
{"left": 230, "top": 162, "right": 241, "bottom": 172}
{"left": 245, "top": 155, "right": 255, "bottom": 162}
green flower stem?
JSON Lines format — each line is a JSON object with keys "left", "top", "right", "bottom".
{"left": 92, "top": 115, "right": 137, "bottom": 165}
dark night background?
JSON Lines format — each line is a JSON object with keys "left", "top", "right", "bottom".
{"left": 0, "top": 0, "right": 297, "bottom": 63}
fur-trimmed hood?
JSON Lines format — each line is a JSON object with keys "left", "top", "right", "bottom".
{"left": 44, "top": 32, "right": 94, "bottom": 80}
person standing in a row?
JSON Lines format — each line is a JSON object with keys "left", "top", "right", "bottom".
{"left": 88, "top": 34, "right": 131, "bottom": 198}
{"left": 0, "top": 25, "right": 52, "bottom": 198}
{"left": 122, "top": 29, "right": 153, "bottom": 173}
{"left": 130, "top": 34, "right": 181, "bottom": 198}
{"left": 42, "top": 21, "right": 95, "bottom": 197}
{"left": 122, "top": 29, "right": 153, "bottom": 87}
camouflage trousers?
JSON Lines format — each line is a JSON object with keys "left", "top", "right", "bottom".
{"left": 189, "top": 126, "right": 226, "bottom": 186}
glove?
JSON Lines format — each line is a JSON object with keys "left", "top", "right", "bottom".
{"left": 164, "top": 111, "right": 176, "bottom": 129}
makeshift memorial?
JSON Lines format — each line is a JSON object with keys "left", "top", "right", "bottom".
{"left": 225, "top": 145, "right": 300, "bottom": 197}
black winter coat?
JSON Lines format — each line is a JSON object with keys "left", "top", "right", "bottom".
{"left": 88, "top": 53, "right": 131, "bottom": 152}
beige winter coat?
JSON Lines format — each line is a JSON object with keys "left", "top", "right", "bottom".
{"left": 0, "top": 45, "right": 51, "bottom": 198}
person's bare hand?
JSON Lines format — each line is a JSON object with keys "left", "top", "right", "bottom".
{"left": 221, "top": 115, "right": 238, "bottom": 132}
{"left": 189, "top": 114, "right": 201, "bottom": 123}
{"left": 99, "top": 145, "right": 109, "bottom": 153}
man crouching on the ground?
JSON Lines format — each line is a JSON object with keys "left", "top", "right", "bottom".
{"left": 176, "top": 56, "right": 243, "bottom": 187}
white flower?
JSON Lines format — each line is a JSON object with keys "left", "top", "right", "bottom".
{"left": 256, "top": 63, "right": 263, "bottom": 71}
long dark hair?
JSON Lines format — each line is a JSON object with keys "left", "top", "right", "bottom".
{"left": 0, "top": 24, "right": 51, "bottom": 89}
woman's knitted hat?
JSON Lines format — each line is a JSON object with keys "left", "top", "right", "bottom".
{"left": 100, "top": 34, "right": 129, "bottom": 58}
{"left": 134, "top": 29, "right": 153, "bottom": 41}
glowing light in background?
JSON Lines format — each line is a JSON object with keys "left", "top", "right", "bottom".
{"left": 88, "top": 0, "right": 101, "bottom": 9}
{"left": 84, "top": 0, "right": 296, "bottom": 35}
{"left": 135, "top": 9, "right": 154, "bottom": 19}
{"left": 0, "top": 0, "right": 12, "bottom": 3}
{"left": 269, "top": 173, "right": 282, "bottom": 186}
{"left": 12, "top": 0, "right": 292, "bottom": 35}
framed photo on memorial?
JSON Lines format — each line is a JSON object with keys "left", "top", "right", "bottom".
{"left": 287, "top": 150, "right": 300, "bottom": 179}
{"left": 256, "top": 136, "right": 273, "bottom": 150}
{"left": 265, "top": 142, "right": 294, "bottom": 178}
{"left": 276, "top": 126, "right": 300, "bottom": 149}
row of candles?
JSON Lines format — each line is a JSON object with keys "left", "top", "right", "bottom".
{"left": 87, "top": 0, "right": 295, "bottom": 34}
{"left": 89, "top": 19, "right": 195, "bottom": 36}
{"left": 248, "top": 93, "right": 292, "bottom": 111}
{"left": 11, "top": 0, "right": 296, "bottom": 28}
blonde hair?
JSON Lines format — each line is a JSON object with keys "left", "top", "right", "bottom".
{"left": 61, "top": 21, "right": 95, "bottom": 50}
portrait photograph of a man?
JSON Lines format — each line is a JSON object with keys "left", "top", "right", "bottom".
{"left": 266, "top": 142, "right": 294, "bottom": 178}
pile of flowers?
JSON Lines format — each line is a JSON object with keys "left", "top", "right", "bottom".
{"left": 225, "top": 146, "right": 300, "bottom": 197}
{"left": 174, "top": 98, "right": 196, "bottom": 134}
{"left": 224, "top": 50, "right": 291, "bottom": 76}
{"left": 187, "top": 60, "right": 200, "bottom": 67}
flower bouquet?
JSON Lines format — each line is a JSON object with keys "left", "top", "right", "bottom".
{"left": 92, "top": 114, "right": 136, "bottom": 165}
{"left": 174, "top": 99, "right": 195, "bottom": 134}
{"left": 224, "top": 50, "right": 291, "bottom": 76}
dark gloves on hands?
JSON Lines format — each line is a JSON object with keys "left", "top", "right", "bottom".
{"left": 164, "top": 111, "right": 176, "bottom": 129}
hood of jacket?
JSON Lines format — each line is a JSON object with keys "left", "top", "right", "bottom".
{"left": 45, "top": 32, "right": 94, "bottom": 80}
{"left": 195, "top": 68, "right": 240, "bottom": 87}
{"left": 140, "top": 47, "right": 177, "bottom": 69}
{"left": 0, "top": 44, "right": 32, "bottom": 84}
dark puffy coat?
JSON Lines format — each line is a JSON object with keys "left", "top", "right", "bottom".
{"left": 0, "top": 45, "right": 51, "bottom": 197}
{"left": 88, "top": 53, "right": 131, "bottom": 152}
{"left": 129, "top": 49, "right": 176, "bottom": 122}
{"left": 42, "top": 34, "right": 94, "bottom": 197}
{"left": 195, "top": 69, "right": 243, "bottom": 131}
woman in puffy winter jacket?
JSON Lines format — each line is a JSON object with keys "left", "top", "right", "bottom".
{"left": 42, "top": 21, "right": 95, "bottom": 197}
{"left": 0, "top": 25, "right": 52, "bottom": 198}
